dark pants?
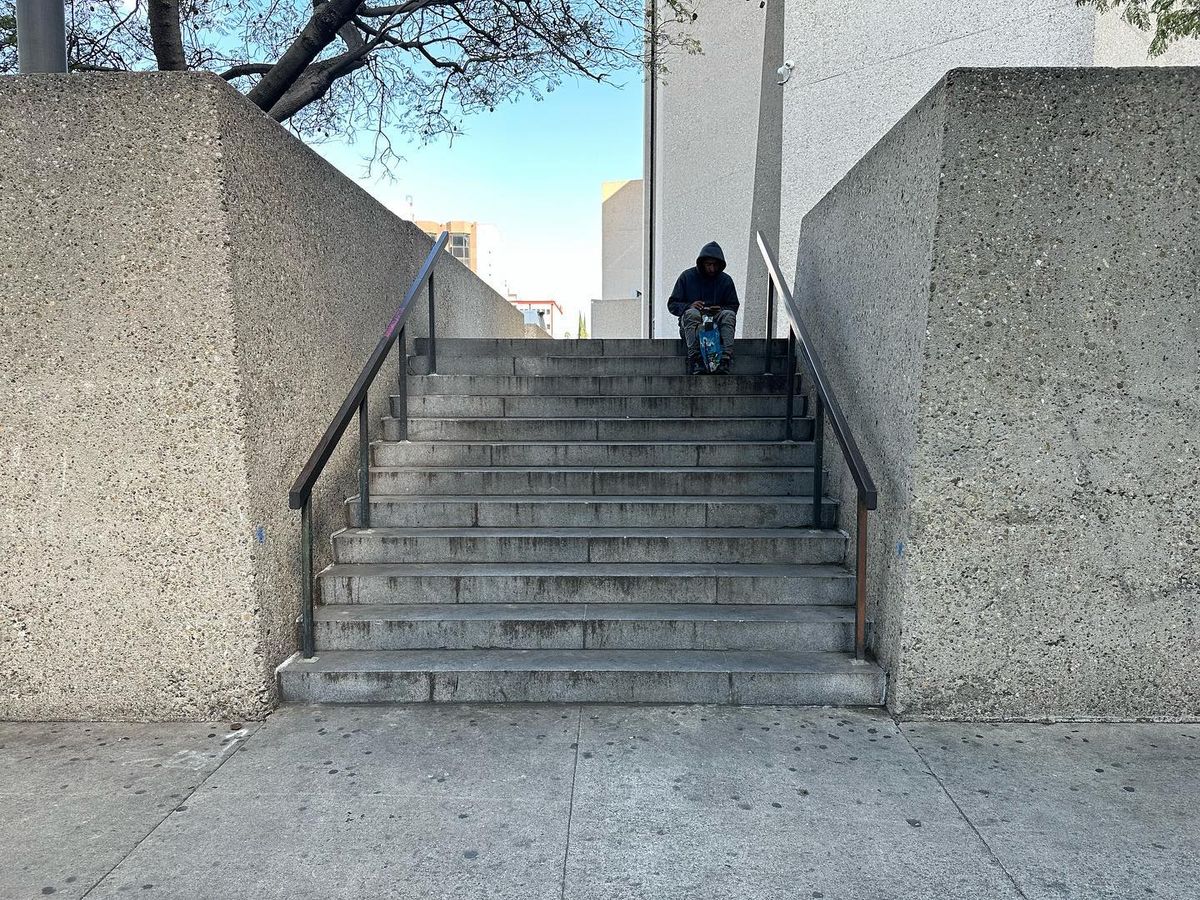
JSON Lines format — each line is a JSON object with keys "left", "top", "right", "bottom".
{"left": 679, "top": 308, "right": 736, "bottom": 360}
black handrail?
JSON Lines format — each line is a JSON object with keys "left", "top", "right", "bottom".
{"left": 287, "top": 231, "right": 448, "bottom": 657}
{"left": 755, "top": 231, "right": 878, "bottom": 660}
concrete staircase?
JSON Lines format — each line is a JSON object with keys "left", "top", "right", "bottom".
{"left": 277, "top": 338, "right": 886, "bottom": 705}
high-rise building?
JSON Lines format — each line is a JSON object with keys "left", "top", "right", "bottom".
{"left": 415, "top": 219, "right": 508, "bottom": 296}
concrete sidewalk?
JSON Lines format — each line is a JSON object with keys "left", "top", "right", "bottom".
{"left": 2, "top": 706, "right": 1195, "bottom": 900}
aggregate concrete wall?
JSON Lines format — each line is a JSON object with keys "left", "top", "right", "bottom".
{"left": 779, "top": 3, "right": 1200, "bottom": 314}
{"left": 523, "top": 324, "right": 553, "bottom": 340}
{"left": 797, "top": 68, "right": 1199, "bottom": 721}
{"left": 648, "top": 0, "right": 781, "bottom": 338}
{"left": 0, "top": 73, "right": 524, "bottom": 721}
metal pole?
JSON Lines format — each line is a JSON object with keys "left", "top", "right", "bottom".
{"left": 855, "top": 494, "right": 868, "bottom": 660}
{"left": 645, "top": 0, "right": 657, "bottom": 339}
{"left": 426, "top": 272, "right": 437, "bottom": 374}
{"left": 395, "top": 326, "right": 408, "bottom": 441}
{"left": 783, "top": 327, "right": 796, "bottom": 440}
{"left": 300, "top": 497, "right": 315, "bottom": 658}
{"left": 811, "top": 394, "right": 825, "bottom": 528}
{"left": 358, "top": 392, "right": 370, "bottom": 528}
{"left": 765, "top": 280, "right": 776, "bottom": 340}
{"left": 16, "top": 0, "right": 68, "bottom": 73}
{"left": 764, "top": 281, "right": 776, "bottom": 375}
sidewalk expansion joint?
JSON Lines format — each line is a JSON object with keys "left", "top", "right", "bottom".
{"left": 79, "top": 722, "right": 264, "bottom": 898}
{"left": 560, "top": 707, "right": 584, "bottom": 900}
{"left": 896, "top": 722, "right": 1031, "bottom": 900}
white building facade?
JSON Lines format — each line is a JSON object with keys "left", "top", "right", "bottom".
{"left": 646, "top": 0, "right": 1199, "bottom": 336}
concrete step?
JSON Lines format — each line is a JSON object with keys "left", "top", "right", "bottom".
{"left": 408, "top": 355, "right": 778, "bottom": 377}
{"left": 313, "top": 603, "right": 856, "bottom": 651}
{"left": 370, "top": 440, "right": 817, "bottom": 468}
{"left": 276, "top": 648, "right": 886, "bottom": 704}
{"left": 406, "top": 373, "right": 798, "bottom": 396}
{"left": 366, "top": 465, "right": 820, "bottom": 496}
{"left": 348, "top": 494, "right": 838, "bottom": 529}
{"left": 330, "top": 526, "right": 846, "bottom": 565}
{"left": 412, "top": 337, "right": 789, "bottom": 358}
{"left": 395, "top": 393, "right": 804, "bottom": 419}
{"left": 387, "top": 417, "right": 812, "bottom": 442}
{"left": 320, "top": 562, "right": 855, "bottom": 606}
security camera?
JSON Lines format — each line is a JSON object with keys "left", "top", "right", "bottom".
{"left": 776, "top": 59, "right": 795, "bottom": 85}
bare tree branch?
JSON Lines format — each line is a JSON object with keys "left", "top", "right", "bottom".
{"left": 246, "top": 0, "right": 363, "bottom": 113}
{"left": 268, "top": 53, "right": 371, "bottom": 121}
{"left": 221, "top": 62, "right": 276, "bottom": 80}
{"left": 268, "top": 19, "right": 388, "bottom": 124}
{"left": 357, "top": 0, "right": 456, "bottom": 17}
{"left": 70, "top": 62, "right": 126, "bottom": 72}
{"left": 3, "top": 0, "right": 699, "bottom": 169}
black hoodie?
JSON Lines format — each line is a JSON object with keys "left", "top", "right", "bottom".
{"left": 667, "top": 241, "right": 740, "bottom": 318}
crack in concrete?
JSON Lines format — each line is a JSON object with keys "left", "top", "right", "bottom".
{"left": 559, "top": 706, "right": 585, "bottom": 900}
{"left": 78, "top": 722, "right": 263, "bottom": 899}
{"left": 795, "top": 0, "right": 1078, "bottom": 90}
{"left": 895, "top": 720, "right": 1031, "bottom": 900}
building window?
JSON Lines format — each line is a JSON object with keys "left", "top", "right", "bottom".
{"left": 448, "top": 232, "right": 470, "bottom": 262}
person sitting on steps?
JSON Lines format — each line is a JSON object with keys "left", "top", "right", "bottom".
{"left": 667, "top": 241, "right": 740, "bottom": 375}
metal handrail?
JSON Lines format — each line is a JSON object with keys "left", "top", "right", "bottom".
{"left": 756, "top": 231, "right": 878, "bottom": 660}
{"left": 287, "top": 231, "right": 448, "bottom": 657}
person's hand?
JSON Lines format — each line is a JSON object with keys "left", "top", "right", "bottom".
{"left": 691, "top": 301, "right": 705, "bottom": 310}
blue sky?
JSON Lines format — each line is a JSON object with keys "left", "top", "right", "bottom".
{"left": 315, "top": 74, "right": 644, "bottom": 328}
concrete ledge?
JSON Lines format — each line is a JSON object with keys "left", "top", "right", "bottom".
{"left": 797, "top": 67, "right": 1200, "bottom": 721}
{"left": 0, "top": 73, "right": 525, "bottom": 721}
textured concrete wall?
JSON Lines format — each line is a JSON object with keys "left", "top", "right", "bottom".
{"left": 1092, "top": 12, "right": 1200, "bottom": 66}
{"left": 601, "top": 179, "right": 643, "bottom": 306}
{"left": 794, "top": 83, "right": 948, "bottom": 715}
{"left": 798, "top": 68, "right": 1200, "bottom": 721}
{"left": 649, "top": 0, "right": 781, "bottom": 337}
{"left": 590, "top": 297, "right": 643, "bottom": 338}
{"left": 779, "top": 2, "right": 1200, "bottom": 306}
{"left": 0, "top": 73, "right": 524, "bottom": 721}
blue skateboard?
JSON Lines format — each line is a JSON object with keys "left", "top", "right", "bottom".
{"left": 697, "top": 307, "right": 724, "bottom": 374}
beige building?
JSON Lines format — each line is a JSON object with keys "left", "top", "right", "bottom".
{"left": 415, "top": 219, "right": 479, "bottom": 270}
{"left": 592, "top": 179, "right": 645, "bottom": 338}
{"left": 601, "top": 180, "right": 643, "bottom": 302}
{"left": 415, "top": 219, "right": 507, "bottom": 296}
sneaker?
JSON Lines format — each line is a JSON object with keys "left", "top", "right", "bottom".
{"left": 715, "top": 357, "right": 732, "bottom": 375}
{"left": 689, "top": 358, "right": 705, "bottom": 375}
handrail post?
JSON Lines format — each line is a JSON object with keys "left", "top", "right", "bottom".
{"left": 811, "top": 394, "right": 825, "bottom": 526}
{"left": 288, "top": 231, "right": 449, "bottom": 665}
{"left": 300, "top": 496, "right": 314, "bottom": 658}
{"left": 395, "top": 326, "right": 408, "bottom": 441}
{"left": 764, "top": 280, "right": 776, "bottom": 374}
{"left": 783, "top": 327, "right": 797, "bottom": 439}
{"left": 753, "top": 230, "right": 878, "bottom": 664}
{"left": 358, "top": 393, "right": 370, "bottom": 528}
{"left": 427, "top": 271, "right": 437, "bottom": 374}
{"left": 855, "top": 493, "right": 868, "bottom": 660}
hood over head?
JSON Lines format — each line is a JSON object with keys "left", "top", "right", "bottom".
{"left": 696, "top": 241, "right": 726, "bottom": 273}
